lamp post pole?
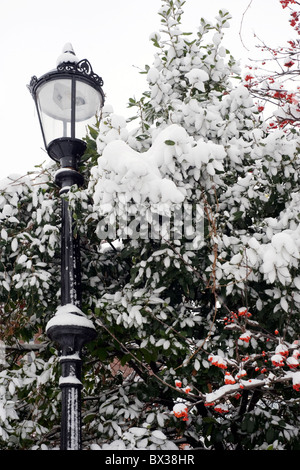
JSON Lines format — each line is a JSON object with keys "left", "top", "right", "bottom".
{"left": 46, "top": 162, "right": 97, "bottom": 451}
{"left": 28, "top": 44, "right": 104, "bottom": 450}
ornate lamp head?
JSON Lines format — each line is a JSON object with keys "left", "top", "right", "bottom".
{"left": 28, "top": 44, "right": 104, "bottom": 168}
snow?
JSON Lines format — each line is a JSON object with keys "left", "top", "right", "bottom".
{"left": 185, "top": 68, "right": 209, "bottom": 92}
{"left": 292, "top": 371, "right": 300, "bottom": 387}
{"left": 272, "top": 231, "right": 299, "bottom": 256}
{"left": 147, "top": 67, "right": 160, "bottom": 84}
{"left": 151, "top": 430, "right": 167, "bottom": 440}
{"left": 205, "top": 383, "right": 240, "bottom": 403}
{"left": 258, "top": 228, "right": 300, "bottom": 285}
{"left": 56, "top": 43, "right": 79, "bottom": 66}
{"left": 127, "top": 427, "right": 148, "bottom": 437}
{"left": 59, "top": 376, "right": 82, "bottom": 386}
{"left": 59, "top": 353, "right": 80, "bottom": 361}
{"left": 92, "top": 123, "right": 228, "bottom": 226}
{"left": 93, "top": 125, "right": 189, "bottom": 209}
{"left": 45, "top": 304, "right": 95, "bottom": 331}
{"left": 110, "top": 114, "right": 127, "bottom": 129}
{"left": 11, "top": 238, "right": 18, "bottom": 252}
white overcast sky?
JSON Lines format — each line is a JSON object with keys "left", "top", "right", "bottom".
{"left": 0, "top": 0, "right": 293, "bottom": 179}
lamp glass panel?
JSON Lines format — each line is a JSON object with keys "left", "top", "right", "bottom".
{"left": 74, "top": 80, "right": 103, "bottom": 140}
{"left": 36, "top": 78, "right": 72, "bottom": 145}
{"left": 36, "top": 77, "right": 103, "bottom": 146}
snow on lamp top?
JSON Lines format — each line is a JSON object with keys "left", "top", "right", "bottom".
{"left": 56, "top": 43, "right": 79, "bottom": 66}
{"left": 46, "top": 303, "right": 96, "bottom": 331}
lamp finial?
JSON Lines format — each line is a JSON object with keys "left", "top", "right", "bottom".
{"left": 57, "top": 43, "right": 79, "bottom": 66}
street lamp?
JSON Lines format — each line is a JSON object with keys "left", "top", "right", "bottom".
{"left": 28, "top": 44, "right": 104, "bottom": 450}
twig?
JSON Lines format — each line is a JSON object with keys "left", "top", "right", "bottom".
{"left": 239, "top": 0, "right": 254, "bottom": 52}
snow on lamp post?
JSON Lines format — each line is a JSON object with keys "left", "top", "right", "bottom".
{"left": 28, "top": 44, "right": 104, "bottom": 450}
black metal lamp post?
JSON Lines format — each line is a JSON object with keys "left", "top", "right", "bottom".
{"left": 28, "top": 44, "right": 104, "bottom": 450}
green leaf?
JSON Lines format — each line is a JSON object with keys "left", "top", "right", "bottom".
{"left": 120, "top": 353, "right": 131, "bottom": 366}
{"left": 165, "top": 140, "right": 175, "bottom": 146}
{"left": 95, "top": 348, "right": 108, "bottom": 361}
{"left": 88, "top": 125, "right": 99, "bottom": 140}
{"left": 233, "top": 210, "right": 244, "bottom": 220}
{"left": 266, "top": 427, "right": 275, "bottom": 444}
{"left": 246, "top": 418, "right": 255, "bottom": 433}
